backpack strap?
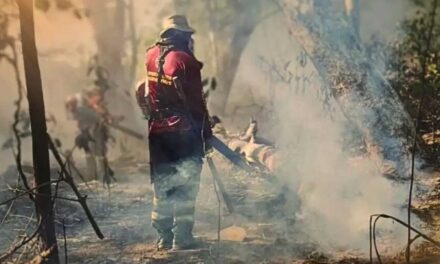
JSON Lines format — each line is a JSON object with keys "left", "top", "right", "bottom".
{"left": 157, "top": 45, "right": 174, "bottom": 90}
{"left": 154, "top": 44, "right": 175, "bottom": 112}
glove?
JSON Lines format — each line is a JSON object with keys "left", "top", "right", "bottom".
{"left": 203, "top": 138, "right": 214, "bottom": 158}
{"left": 75, "top": 130, "right": 92, "bottom": 152}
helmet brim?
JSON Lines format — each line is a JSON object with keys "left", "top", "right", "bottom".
{"left": 160, "top": 26, "right": 195, "bottom": 38}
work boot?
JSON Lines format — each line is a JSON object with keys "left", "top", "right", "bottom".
{"left": 172, "top": 222, "right": 203, "bottom": 250}
{"left": 156, "top": 232, "right": 173, "bottom": 251}
{"left": 152, "top": 218, "right": 174, "bottom": 251}
{"left": 172, "top": 236, "right": 203, "bottom": 251}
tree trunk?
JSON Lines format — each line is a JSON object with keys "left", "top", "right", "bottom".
{"left": 84, "top": 0, "right": 137, "bottom": 123}
{"left": 84, "top": 0, "right": 142, "bottom": 152}
{"left": 85, "top": 0, "right": 126, "bottom": 87}
{"left": 173, "top": 0, "right": 257, "bottom": 116}
{"left": 211, "top": 25, "right": 255, "bottom": 115}
{"left": 16, "top": 0, "right": 59, "bottom": 262}
{"left": 280, "top": 0, "right": 415, "bottom": 177}
{"left": 205, "top": 0, "right": 257, "bottom": 116}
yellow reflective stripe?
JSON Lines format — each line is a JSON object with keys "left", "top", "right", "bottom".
{"left": 153, "top": 197, "right": 173, "bottom": 206}
{"left": 147, "top": 76, "right": 173, "bottom": 86}
{"left": 174, "top": 215, "right": 194, "bottom": 222}
{"left": 152, "top": 211, "right": 172, "bottom": 220}
{"left": 147, "top": 71, "right": 173, "bottom": 82}
{"left": 147, "top": 71, "right": 172, "bottom": 79}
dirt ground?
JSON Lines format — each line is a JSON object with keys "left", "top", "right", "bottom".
{"left": 1, "top": 154, "right": 440, "bottom": 263}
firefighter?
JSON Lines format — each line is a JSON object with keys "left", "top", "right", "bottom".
{"left": 136, "top": 15, "right": 212, "bottom": 250}
{"left": 65, "top": 85, "right": 115, "bottom": 185}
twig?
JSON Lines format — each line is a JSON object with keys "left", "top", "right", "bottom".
{"left": 14, "top": 212, "right": 34, "bottom": 264}
{"left": 405, "top": 234, "right": 422, "bottom": 260}
{"left": 406, "top": 1, "right": 438, "bottom": 263}
{"left": 372, "top": 215, "right": 383, "bottom": 264}
{"left": 15, "top": 239, "right": 29, "bottom": 264}
{"left": 0, "top": 218, "right": 42, "bottom": 262}
{"left": 63, "top": 219, "right": 68, "bottom": 264}
{"left": 59, "top": 146, "right": 91, "bottom": 189}
{"left": 370, "top": 214, "right": 440, "bottom": 264}
{"left": 1, "top": 199, "right": 15, "bottom": 225}
{"left": 369, "top": 215, "right": 373, "bottom": 263}
{"left": 8, "top": 34, "right": 33, "bottom": 202}
{"left": 0, "top": 180, "right": 60, "bottom": 206}
{"left": 47, "top": 133, "right": 104, "bottom": 239}
{"left": 7, "top": 214, "right": 37, "bottom": 222}
{"left": 51, "top": 177, "right": 63, "bottom": 205}
{"left": 211, "top": 165, "right": 221, "bottom": 258}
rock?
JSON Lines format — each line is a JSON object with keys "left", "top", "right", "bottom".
{"left": 220, "top": 225, "right": 247, "bottom": 241}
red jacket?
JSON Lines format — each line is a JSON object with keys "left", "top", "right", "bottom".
{"left": 139, "top": 45, "right": 212, "bottom": 138}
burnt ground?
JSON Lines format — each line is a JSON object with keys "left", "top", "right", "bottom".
{"left": 1, "top": 155, "right": 440, "bottom": 263}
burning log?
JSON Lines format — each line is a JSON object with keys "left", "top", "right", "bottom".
{"left": 213, "top": 118, "right": 283, "bottom": 174}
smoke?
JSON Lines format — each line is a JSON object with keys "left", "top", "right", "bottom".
{"left": 360, "top": 0, "right": 413, "bottom": 40}
{"left": 0, "top": 0, "right": 417, "bottom": 258}
{"left": 0, "top": 1, "right": 171, "bottom": 175}
{"left": 224, "top": 1, "right": 416, "bottom": 254}
{"left": 274, "top": 80, "right": 409, "bottom": 252}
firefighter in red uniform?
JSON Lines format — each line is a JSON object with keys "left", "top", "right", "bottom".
{"left": 65, "top": 85, "right": 116, "bottom": 186}
{"left": 136, "top": 15, "right": 212, "bottom": 250}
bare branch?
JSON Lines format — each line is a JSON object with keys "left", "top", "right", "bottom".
{"left": 47, "top": 133, "right": 104, "bottom": 240}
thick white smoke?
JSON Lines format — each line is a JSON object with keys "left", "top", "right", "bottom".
{"left": 226, "top": 8, "right": 414, "bottom": 254}
{"left": 274, "top": 78, "right": 409, "bottom": 252}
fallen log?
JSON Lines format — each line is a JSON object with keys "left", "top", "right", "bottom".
{"left": 212, "top": 119, "right": 283, "bottom": 174}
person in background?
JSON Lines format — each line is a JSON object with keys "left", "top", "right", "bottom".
{"left": 65, "top": 84, "right": 116, "bottom": 186}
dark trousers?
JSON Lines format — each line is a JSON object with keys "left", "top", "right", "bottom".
{"left": 148, "top": 131, "right": 203, "bottom": 242}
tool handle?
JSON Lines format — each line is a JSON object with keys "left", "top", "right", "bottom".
{"left": 207, "top": 157, "right": 234, "bottom": 214}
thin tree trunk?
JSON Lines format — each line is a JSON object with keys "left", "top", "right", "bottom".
{"left": 172, "top": 0, "right": 257, "bottom": 116}
{"left": 84, "top": 0, "right": 141, "bottom": 151}
{"left": 16, "top": 0, "right": 59, "bottom": 262}
{"left": 127, "top": 0, "right": 138, "bottom": 89}
{"left": 212, "top": 28, "right": 254, "bottom": 115}
{"left": 84, "top": 0, "right": 135, "bottom": 117}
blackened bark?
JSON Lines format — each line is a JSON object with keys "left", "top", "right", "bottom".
{"left": 16, "top": 0, "right": 59, "bottom": 262}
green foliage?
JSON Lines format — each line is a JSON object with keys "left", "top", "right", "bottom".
{"left": 386, "top": 3, "right": 440, "bottom": 116}
{"left": 372, "top": 0, "right": 440, "bottom": 161}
